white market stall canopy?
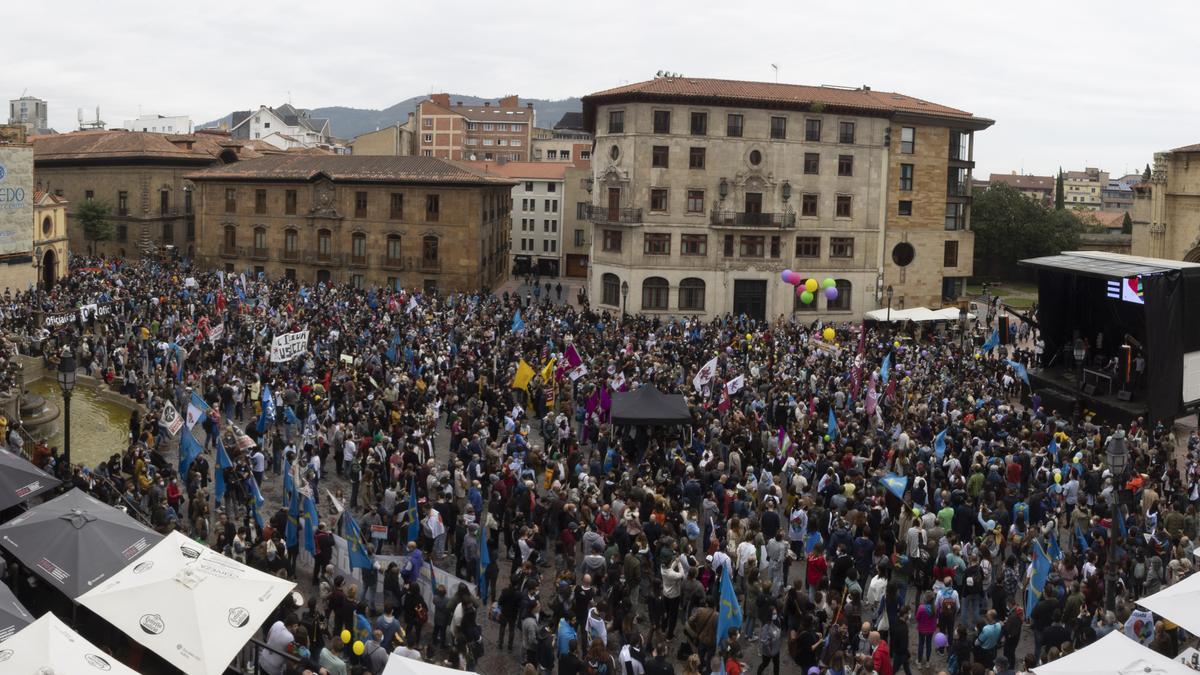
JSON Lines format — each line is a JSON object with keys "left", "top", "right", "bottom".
{"left": 863, "top": 307, "right": 974, "bottom": 323}
{"left": 1138, "top": 571, "right": 1200, "bottom": 638}
{"left": 383, "top": 652, "right": 475, "bottom": 675}
{"left": 0, "top": 612, "right": 139, "bottom": 674}
{"left": 1032, "top": 630, "right": 1192, "bottom": 675}
{"left": 78, "top": 530, "right": 296, "bottom": 675}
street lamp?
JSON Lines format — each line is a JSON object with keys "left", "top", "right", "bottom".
{"left": 620, "top": 280, "right": 629, "bottom": 322}
{"left": 958, "top": 305, "right": 968, "bottom": 374}
{"left": 885, "top": 285, "right": 894, "bottom": 328}
{"left": 1104, "top": 430, "right": 1129, "bottom": 613}
{"left": 57, "top": 346, "right": 76, "bottom": 470}
{"left": 1073, "top": 338, "right": 1087, "bottom": 390}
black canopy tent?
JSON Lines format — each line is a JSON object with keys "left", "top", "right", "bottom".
{"left": 611, "top": 386, "right": 692, "bottom": 426}
{"left": 0, "top": 578, "right": 33, "bottom": 641}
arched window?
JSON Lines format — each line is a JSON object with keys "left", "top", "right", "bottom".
{"left": 351, "top": 232, "right": 367, "bottom": 264}
{"left": 827, "top": 279, "right": 852, "bottom": 311}
{"left": 223, "top": 225, "right": 236, "bottom": 254}
{"left": 386, "top": 234, "right": 402, "bottom": 264}
{"left": 642, "top": 276, "right": 669, "bottom": 310}
{"left": 317, "top": 228, "right": 331, "bottom": 260}
{"left": 602, "top": 273, "right": 620, "bottom": 307}
{"left": 679, "top": 278, "right": 705, "bottom": 311}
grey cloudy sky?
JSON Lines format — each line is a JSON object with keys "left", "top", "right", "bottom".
{"left": 7, "top": 0, "right": 1198, "bottom": 178}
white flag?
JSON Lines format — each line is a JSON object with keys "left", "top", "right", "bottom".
{"left": 160, "top": 402, "right": 184, "bottom": 437}
{"left": 692, "top": 356, "right": 719, "bottom": 393}
{"left": 725, "top": 375, "right": 745, "bottom": 396}
{"left": 185, "top": 401, "right": 203, "bottom": 430}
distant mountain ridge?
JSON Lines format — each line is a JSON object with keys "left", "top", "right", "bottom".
{"left": 201, "top": 94, "right": 583, "bottom": 140}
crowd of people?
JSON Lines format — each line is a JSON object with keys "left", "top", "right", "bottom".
{"left": 0, "top": 255, "right": 1196, "bottom": 675}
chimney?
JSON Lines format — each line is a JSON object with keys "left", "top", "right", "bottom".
{"left": 499, "top": 95, "right": 519, "bottom": 108}
{"left": 526, "top": 102, "right": 533, "bottom": 109}
{"left": 430, "top": 93, "right": 450, "bottom": 107}
{"left": 483, "top": 102, "right": 490, "bottom": 107}
{"left": 456, "top": 101, "right": 463, "bottom": 107}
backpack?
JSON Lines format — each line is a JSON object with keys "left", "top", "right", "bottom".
{"left": 939, "top": 589, "right": 957, "bottom": 616}
{"left": 415, "top": 602, "right": 428, "bottom": 625}
{"left": 963, "top": 565, "right": 983, "bottom": 596}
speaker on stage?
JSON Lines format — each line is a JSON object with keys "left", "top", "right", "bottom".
{"left": 998, "top": 315, "right": 1009, "bottom": 345}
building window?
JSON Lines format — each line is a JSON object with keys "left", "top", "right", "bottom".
{"left": 949, "top": 129, "right": 970, "bottom": 161}
{"left": 689, "top": 147, "right": 706, "bottom": 169}
{"left": 285, "top": 228, "right": 298, "bottom": 254}
{"left": 354, "top": 191, "right": 368, "bottom": 218}
{"left": 642, "top": 277, "right": 669, "bottom": 310}
{"left": 602, "top": 229, "right": 622, "bottom": 252}
{"left": 794, "top": 289, "right": 817, "bottom": 312}
{"left": 422, "top": 235, "right": 439, "bottom": 264}
{"left": 945, "top": 203, "right": 965, "bottom": 230}
{"left": 900, "top": 126, "right": 915, "bottom": 154}
{"left": 681, "top": 234, "right": 707, "bottom": 256}
{"left": 608, "top": 110, "right": 624, "bottom": 134}
{"left": 284, "top": 189, "right": 297, "bottom": 215}
{"left": 351, "top": 232, "right": 367, "bottom": 262}
{"left": 830, "top": 236, "right": 854, "bottom": 258}
{"left": 748, "top": 149, "right": 762, "bottom": 166}
{"left": 162, "top": 221, "right": 173, "bottom": 242}
{"left": 838, "top": 121, "right": 856, "bottom": 144}
{"left": 679, "top": 278, "right": 705, "bottom": 310}
{"left": 255, "top": 189, "right": 267, "bottom": 215}
{"left": 390, "top": 193, "right": 403, "bottom": 219}
{"left": 223, "top": 225, "right": 236, "bottom": 252}
{"left": 726, "top": 113, "right": 743, "bottom": 137}
{"left": 899, "top": 164, "right": 914, "bottom": 191}
{"left": 768, "top": 235, "right": 781, "bottom": 258}
{"left": 423, "top": 133, "right": 433, "bottom": 143}
{"left": 251, "top": 226, "right": 265, "bottom": 254}
{"left": 690, "top": 111, "right": 708, "bottom": 135}
{"left": 795, "top": 236, "right": 820, "bottom": 258}
{"left": 805, "top": 119, "right": 821, "bottom": 142}
{"left": 574, "top": 229, "right": 585, "bottom": 246}
{"left": 739, "top": 235, "right": 765, "bottom": 258}
{"left": 85, "top": 190, "right": 94, "bottom": 201}
{"left": 524, "top": 181, "right": 534, "bottom": 192}
{"left": 686, "top": 190, "right": 705, "bottom": 213}
{"left": 186, "top": 219, "right": 195, "bottom": 241}
{"left": 650, "top": 188, "right": 668, "bottom": 212}
{"left": 653, "top": 110, "right": 671, "bottom": 134}
{"left": 224, "top": 188, "right": 236, "bottom": 213}
{"left": 837, "top": 154, "right": 853, "bottom": 177}
{"left": 160, "top": 190, "right": 170, "bottom": 216}
{"left": 827, "top": 279, "right": 852, "bottom": 311}
{"left": 835, "top": 195, "right": 852, "bottom": 218}
{"left": 317, "top": 229, "right": 331, "bottom": 258}
{"left": 801, "top": 194, "right": 818, "bottom": 217}
{"left": 723, "top": 234, "right": 734, "bottom": 257}
{"left": 652, "top": 145, "right": 669, "bottom": 168}
{"left": 117, "top": 224, "right": 128, "bottom": 242}
{"left": 770, "top": 116, "right": 787, "bottom": 140}
{"left": 350, "top": 274, "right": 364, "bottom": 289}
{"left": 425, "top": 194, "right": 440, "bottom": 221}
{"left": 644, "top": 233, "right": 671, "bottom": 255}
{"left": 602, "top": 273, "right": 620, "bottom": 306}
{"left": 118, "top": 191, "right": 129, "bottom": 216}
{"left": 804, "top": 153, "right": 819, "bottom": 174}
{"left": 898, "top": 200, "right": 913, "bottom": 216}
{"left": 947, "top": 167, "right": 969, "bottom": 196}
{"left": 944, "top": 240, "right": 959, "bottom": 267}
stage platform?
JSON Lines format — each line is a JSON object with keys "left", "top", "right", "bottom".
{"left": 1029, "top": 367, "right": 1148, "bottom": 424}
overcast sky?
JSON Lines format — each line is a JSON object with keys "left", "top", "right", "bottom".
{"left": 7, "top": 0, "right": 1198, "bottom": 178}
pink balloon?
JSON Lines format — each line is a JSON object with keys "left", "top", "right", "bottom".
{"left": 786, "top": 271, "right": 802, "bottom": 285}
{"left": 795, "top": 285, "right": 806, "bottom": 297}
{"left": 824, "top": 286, "right": 839, "bottom": 300}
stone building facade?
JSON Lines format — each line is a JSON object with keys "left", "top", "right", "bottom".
{"left": 188, "top": 155, "right": 515, "bottom": 293}
{"left": 580, "top": 77, "right": 992, "bottom": 321}
{"left": 1131, "top": 144, "right": 1200, "bottom": 261}
{"left": 562, "top": 162, "right": 592, "bottom": 278}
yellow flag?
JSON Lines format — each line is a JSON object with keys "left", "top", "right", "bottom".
{"left": 512, "top": 359, "right": 535, "bottom": 391}
{"left": 540, "top": 358, "right": 556, "bottom": 383}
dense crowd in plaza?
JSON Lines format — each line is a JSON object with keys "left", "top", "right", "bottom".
{"left": 0, "top": 255, "right": 1196, "bottom": 675}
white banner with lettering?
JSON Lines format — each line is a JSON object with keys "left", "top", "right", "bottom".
{"left": 269, "top": 330, "right": 309, "bottom": 362}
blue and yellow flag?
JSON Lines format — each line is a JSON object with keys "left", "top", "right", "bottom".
{"left": 478, "top": 524, "right": 491, "bottom": 598}
{"left": 879, "top": 473, "right": 908, "bottom": 500}
{"left": 827, "top": 407, "right": 838, "bottom": 441}
{"left": 344, "top": 514, "right": 374, "bottom": 570}
{"left": 1025, "top": 539, "right": 1051, "bottom": 616}
{"left": 716, "top": 568, "right": 742, "bottom": 647}
{"left": 934, "top": 428, "right": 947, "bottom": 460}
{"left": 214, "top": 435, "right": 233, "bottom": 503}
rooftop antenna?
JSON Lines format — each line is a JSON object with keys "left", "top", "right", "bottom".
{"left": 771, "top": 63, "right": 779, "bottom": 82}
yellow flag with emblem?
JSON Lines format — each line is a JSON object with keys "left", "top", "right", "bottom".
{"left": 512, "top": 359, "right": 535, "bottom": 391}
{"left": 540, "top": 358, "right": 556, "bottom": 383}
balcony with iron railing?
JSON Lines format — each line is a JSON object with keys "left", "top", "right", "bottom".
{"left": 236, "top": 246, "right": 269, "bottom": 261}
{"left": 417, "top": 258, "right": 441, "bottom": 272}
{"left": 947, "top": 182, "right": 972, "bottom": 198}
{"left": 710, "top": 211, "right": 797, "bottom": 229}
{"left": 376, "top": 255, "right": 406, "bottom": 271}
{"left": 220, "top": 244, "right": 238, "bottom": 258}
{"left": 348, "top": 253, "right": 368, "bottom": 268}
{"left": 585, "top": 205, "right": 643, "bottom": 226}
{"left": 280, "top": 249, "right": 301, "bottom": 262}
{"left": 303, "top": 252, "right": 346, "bottom": 266}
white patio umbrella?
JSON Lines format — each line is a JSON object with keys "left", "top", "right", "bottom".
{"left": 0, "top": 612, "right": 139, "bottom": 674}
{"left": 382, "top": 651, "right": 476, "bottom": 675}
{"left": 1138, "top": 571, "right": 1200, "bottom": 637}
{"left": 78, "top": 530, "right": 295, "bottom": 675}
{"left": 1032, "top": 630, "right": 1191, "bottom": 675}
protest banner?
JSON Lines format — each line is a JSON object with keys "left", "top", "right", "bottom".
{"left": 269, "top": 330, "right": 309, "bottom": 362}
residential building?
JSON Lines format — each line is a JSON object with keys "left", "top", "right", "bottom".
{"left": 348, "top": 116, "right": 415, "bottom": 156}
{"left": 987, "top": 172, "right": 1053, "bottom": 203}
{"left": 31, "top": 129, "right": 279, "bottom": 258}
{"left": 187, "top": 155, "right": 514, "bottom": 292}
{"left": 531, "top": 113, "right": 593, "bottom": 162}
{"left": 562, "top": 162, "right": 592, "bottom": 278}
{"left": 581, "top": 76, "right": 992, "bottom": 320}
{"left": 122, "top": 114, "right": 193, "bottom": 134}
{"left": 1131, "top": 143, "right": 1200, "bottom": 261}
{"left": 1063, "top": 167, "right": 1107, "bottom": 209}
{"left": 1101, "top": 178, "right": 1133, "bottom": 211}
{"left": 229, "top": 104, "right": 332, "bottom": 150}
{"left": 463, "top": 161, "right": 566, "bottom": 276}
{"left": 8, "top": 96, "right": 49, "bottom": 135}
{"left": 414, "top": 94, "right": 534, "bottom": 161}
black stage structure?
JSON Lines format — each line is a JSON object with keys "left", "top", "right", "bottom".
{"left": 1019, "top": 251, "right": 1200, "bottom": 425}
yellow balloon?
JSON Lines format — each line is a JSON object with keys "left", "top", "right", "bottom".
{"left": 353, "top": 640, "right": 365, "bottom": 656}
{"left": 341, "top": 630, "right": 351, "bottom": 644}
{"left": 746, "top": 333, "right": 753, "bottom": 341}
{"left": 1053, "top": 471, "right": 1062, "bottom": 484}
{"left": 822, "top": 327, "right": 836, "bottom": 341}
{"left": 805, "top": 278, "right": 819, "bottom": 292}
{"left": 893, "top": 341, "right": 901, "bottom": 348}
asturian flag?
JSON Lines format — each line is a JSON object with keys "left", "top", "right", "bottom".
{"left": 724, "top": 375, "right": 745, "bottom": 396}
{"left": 692, "top": 355, "right": 719, "bottom": 393}
{"left": 879, "top": 473, "right": 909, "bottom": 500}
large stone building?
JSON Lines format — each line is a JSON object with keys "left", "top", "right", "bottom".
{"left": 462, "top": 161, "right": 567, "bottom": 277}
{"left": 562, "top": 161, "right": 592, "bottom": 278}
{"left": 31, "top": 129, "right": 279, "bottom": 258}
{"left": 531, "top": 113, "right": 593, "bottom": 163}
{"left": 348, "top": 118, "right": 415, "bottom": 156}
{"left": 580, "top": 76, "right": 992, "bottom": 320}
{"left": 415, "top": 95, "right": 534, "bottom": 162}
{"left": 1131, "top": 143, "right": 1200, "bottom": 261}
{"left": 187, "top": 155, "right": 515, "bottom": 293}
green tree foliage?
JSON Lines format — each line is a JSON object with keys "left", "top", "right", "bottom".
{"left": 1122, "top": 211, "right": 1133, "bottom": 234}
{"left": 972, "top": 183, "right": 1085, "bottom": 276}
{"left": 76, "top": 200, "right": 114, "bottom": 256}
{"left": 1055, "top": 168, "right": 1065, "bottom": 210}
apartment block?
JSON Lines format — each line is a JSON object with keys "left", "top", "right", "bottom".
{"left": 415, "top": 94, "right": 534, "bottom": 162}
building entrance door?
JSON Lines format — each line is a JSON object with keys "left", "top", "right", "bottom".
{"left": 733, "top": 279, "right": 767, "bottom": 323}
{"left": 607, "top": 188, "right": 621, "bottom": 221}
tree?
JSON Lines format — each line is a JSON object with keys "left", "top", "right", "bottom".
{"left": 972, "top": 183, "right": 1084, "bottom": 277}
{"left": 1143, "top": 164, "right": 1152, "bottom": 181}
{"left": 1122, "top": 211, "right": 1133, "bottom": 234}
{"left": 76, "top": 199, "right": 114, "bottom": 256}
{"left": 1055, "top": 168, "right": 1065, "bottom": 210}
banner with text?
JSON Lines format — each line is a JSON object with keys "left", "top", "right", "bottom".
{"left": 270, "top": 330, "right": 309, "bottom": 362}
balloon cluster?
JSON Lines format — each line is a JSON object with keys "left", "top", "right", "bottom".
{"left": 780, "top": 270, "right": 838, "bottom": 305}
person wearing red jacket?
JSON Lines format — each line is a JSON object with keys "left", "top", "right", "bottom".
{"left": 871, "top": 631, "right": 893, "bottom": 675}
{"left": 805, "top": 543, "right": 827, "bottom": 595}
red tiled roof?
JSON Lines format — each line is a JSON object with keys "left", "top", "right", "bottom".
{"left": 418, "top": 100, "right": 533, "bottom": 124}
{"left": 187, "top": 154, "right": 517, "bottom": 186}
{"left": 32, "top": 130, "right": 276, "bottom": 163}
{"left": 583, "top": 77, "right": 991, "bottom": 127}
{"left": 988, "top": 173, "right": 1054, "bottom": 191}
{"left": 457, "top": 161, "right": 568, "bottom": 180}
{"left": 31, "top": 190, "right": 67, "bottom": 205}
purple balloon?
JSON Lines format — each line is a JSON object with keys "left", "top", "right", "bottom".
{"left": 781, "top": 269, "right": 794, "bottom": 284}
{"left": 933, "top": 632, "right": 948, "bottom": 649}
{"left": 824, "top": 286, "right": 839, "bottom": 300}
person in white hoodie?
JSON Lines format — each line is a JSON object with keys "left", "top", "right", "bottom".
{"left": 586, "top": 604, "right": 608, "bottom": 647}
{"left": 661, "top": 553, "right": 686, "bottom": 639}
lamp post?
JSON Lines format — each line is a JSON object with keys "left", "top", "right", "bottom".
{"left": 1104, "top": 430, "right": 1128, "bottom": 613}
{"left": 620, "top": 280, "right": 629, "bottom": 323}
{"left": 885, "top": 285, "right": 894, "bottom": 335}
{"left": 1073, "top": 338, "right": 1087, "bottom": 391}
{"left": 958, "top": 305, "right": 968, "bottom": 375}
{"left": 57, "top": 346, "right": 76, "bottom": 470}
